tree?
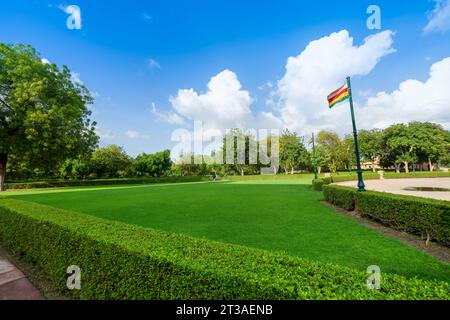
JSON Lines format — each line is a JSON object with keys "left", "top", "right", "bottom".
{"left": 91, "top": 145, "right": 132, "bottom": 178}
{"left": 316, "top": 131, "right": 342, "bottom": 173}
{"left": 409, "top": 122, "right": 450, "bottom": 171}
{"left": 358, "top": 129, "right": 383, "bottom": 172}
{"left": 279, "top": 130, "right": 310, "bottom": 174}
{"left": 0, "top": 43, "right": 97, "bottom": 190}
{"left": 135, "top": 150, "right": 172, "bottom": 177}
{"left": 382, "top": 124, "right": 415, "bottom": 173}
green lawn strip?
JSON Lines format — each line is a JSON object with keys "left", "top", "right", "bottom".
{"left": 0, "top": 198, "right": 448, "bottom": 300}
{"left": 8, "top": 182, "right": 450, "bottom": 282}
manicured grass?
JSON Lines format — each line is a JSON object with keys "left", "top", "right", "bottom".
{"left": 6, "top": 180, "right": 450, "bottom": 282}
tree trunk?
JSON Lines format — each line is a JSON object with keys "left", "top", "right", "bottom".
{"left": 395, "top": 164, "right": 400, "bottom": 173}
{"left": 404, "top": 161, "right": 409, "bottom": 173}
{"left": 0, "top": 153, "right": 7, "bottom": 192}
{"left": 428, "top": 158, "right": 434, "bottom": 172}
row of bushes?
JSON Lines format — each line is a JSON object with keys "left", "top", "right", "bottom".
{"left": 5, "top": 176, "right": 213, "bottom": 190}
{"left": 312, "top": 171, "right": 450, "bottom": 191}
{"left": 0, "top": 199, "right": 448, "bottom": 300}
{"left": 323, "top": 185, "right": 450, "bottom": 246}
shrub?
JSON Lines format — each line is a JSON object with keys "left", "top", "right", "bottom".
{"left": 312, "top": 179, "right": 325, "bottom": 191}
{"left": 0, "top": 199, "right": 448, "bottom": 300}
{"left": 322, "top": 185, "right": 450, "bottom": 246}
{"left": 312, "top": 177, "right": 332, "bottom": 191}
{"left": 356, "top": 191, "right": 450, "bottom": 246}
{"left": 323, "top": 185, "right": 357, "bottom": 211}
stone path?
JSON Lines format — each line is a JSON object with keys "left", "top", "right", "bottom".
{"left": 336, "top": 178, "right": 450, "bottom": 201}
{"left": 0, "top": 254, "right": 43, "bottom": 300}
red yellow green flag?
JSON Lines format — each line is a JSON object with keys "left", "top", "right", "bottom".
{"left": 327, "top": 83, "right": 349, "bottom": 108}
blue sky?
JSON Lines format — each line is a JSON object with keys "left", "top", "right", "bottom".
{"left": 1, "top": 0, "right": 450, "bottom": 156}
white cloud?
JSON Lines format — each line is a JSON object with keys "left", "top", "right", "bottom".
{"left": 361, "top": 57, "right": 450, "bottom": 129}
{"left": 146, "top": 58, "right": 161, "bottom": 70}
{"left": 41, "top": 58, "right": 51, "bottom": 65}
{"left": 70, "top": 72, "right": 83, "bottom": 85}
{"left": 126, "top": 130, "right": 150, "bottom": 140}
{"left": 169, "top": 69, "right": 254, "bottom": 131}
{"left": 424, "top": 0, "right": 450, "bottom": 34}
{"left": 151, "top": 103, "right": 187, "bottom": 126}
{"left": 96, "top": 128, "right": 115, "bottom": 140}
{"left": 274, "top": 29, "right": 395, "bottom": 134}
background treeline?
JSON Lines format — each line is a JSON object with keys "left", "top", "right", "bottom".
{"left": 6, "top": 122, "right": 450, "bottom": 181}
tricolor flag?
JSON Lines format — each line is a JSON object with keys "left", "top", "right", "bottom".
{"left": 327, "top": 83, "right": 349, "bottom": 109}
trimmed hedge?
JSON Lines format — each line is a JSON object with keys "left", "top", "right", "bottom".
{"left": 357, "top": 191, "right": 450, "bottom": 246}
{"left": 0, "top": 199, "right": 449, "bottom": 300}
{"left": 323, "top": 185, "right": 357, "bottom": 211}
{"left": 323, "top": 185, "right": 450, "bottom": 246}
{"left": 5, "top": 176, "right": 211, "bottom": 190}
{"left": 312, "top": 177, "right": 331, "bottom": 191}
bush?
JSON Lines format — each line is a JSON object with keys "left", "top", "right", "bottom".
{"left": 5, "top": 176, "right": 211, "bottom": 190}
{"left": 323, "top": 185, "right": 357, "bottom": 211}
{"left": 312, "top": 179, "right": 324, "bottom": 191}
{"left": 312, "top": 177, "right": 331, "bottom": 191}
{"left": 0, "top": 199, "right": 448, "bottom": 300}
{"left": 356, "top": 191, "right": 450, "bottom": 246}
{"left": 322, "top": 185, "right": 450, "bottom": 246}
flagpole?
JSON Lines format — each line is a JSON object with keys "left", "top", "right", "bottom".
{"left": 347, "top": 76, "right": 366, "bottom": 192}
{"left": 312, "top": 133, "right": 318, "bottom": 179}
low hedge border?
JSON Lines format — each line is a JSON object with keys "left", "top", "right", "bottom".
{"left": 5, "top": 176, "right": 212, "bottom": 190}
{"left": 323, "top": 185, "right": 357, "bottom": 211}
{"left": 322, "top": 185, "right": 450, "bottom": 246}
{"left": 0, "top": 199, "right": 448, "bottom": 299}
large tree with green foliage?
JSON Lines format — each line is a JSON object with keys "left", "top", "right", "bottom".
{"left": 279, "top": 129, "right": 310, "bottom": 174}
{"left": 90, "top": 145, "right": 132, "bottom": 178}
{"left": 358, "top": 129, "right": 383, "bottom": 172}
{"left": 0, "top": 43, "right": 98, "bottom": 190}
{"left": 408, "top": 122, "right": 450, "bottom": 171}
{"left": 316, "top": 131, "right": 343, "bottom": 173}
{"left": 381, "top": 124, "right": 415, "bottom": 173}
{"left": 135, "top": 150, "right": 172, "bottom": 177}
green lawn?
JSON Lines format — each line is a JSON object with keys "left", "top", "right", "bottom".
{"left": 5, "top": 179, "right": 450, "bottom": 282}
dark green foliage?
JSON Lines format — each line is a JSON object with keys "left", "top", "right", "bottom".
{"left": 0, "top": 199, "right": 448, "bottom": 300}
{"left": 356, "top": 191, "right": 450, "bottom": 246}
{"left": 323, "top": 185, "right": 357, "bottom": 211}
{"left": 312, "top": 179, "right": 325, "bottom": 191}
{"left": 134, "top": 150, "right": 171, "bottom": 177}
{"left": 323, "top": 185, "right": 450, "bottom": 246}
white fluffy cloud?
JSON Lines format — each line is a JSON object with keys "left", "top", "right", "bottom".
{"left": 168, "top": 70, "right": 283, "bottom": 134}
{"left": 361, "top": 57, "right": 450, "bottom": 129}
{"left": 275, "top": 30, "right": 395, "bottom": 134}
{"left": 126, "top": 130, "right": 150, "bottom": 140}
{"left": 169, "top": 70, "right": 252, "bottom": 129}
{"left": 424, "top": 0, "right": 450, "bottom": 34}
{"left": 151, "top": 103, "right": 186, "bottom": 125}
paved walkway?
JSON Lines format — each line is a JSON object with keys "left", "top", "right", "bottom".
{"left": 336, "top": 178, "right": 450, "bottom": 201}
{"left": 0, "top": 254, "right": 43, "bottom": 300}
